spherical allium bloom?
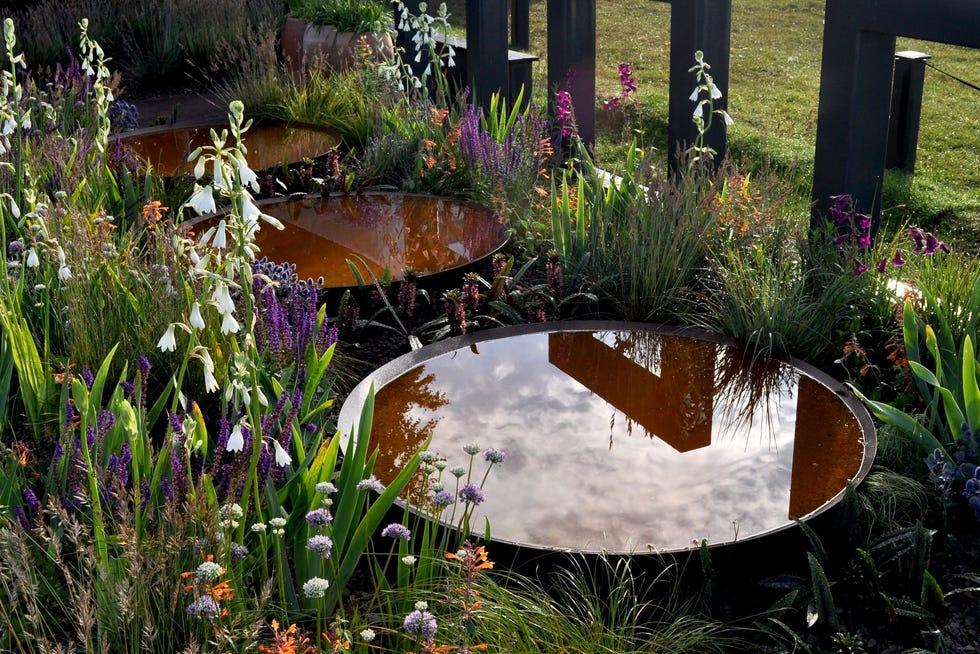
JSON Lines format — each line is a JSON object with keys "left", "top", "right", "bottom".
{"left": 195, "top": 561, "right": 224, "bottom": 583}
{"left": 356, "top": 475, "right": 384, "bottom": 493}
{"left": 230, "top": 542, "right": 249, "bottom": 561}
{"left": 401, "top": 555, "right": 417, "bottom": 566}
{"left": 414, "top": 601, "right": 428, "bottom": 611}
{"left": 449, "top": 466, "right": 466, "bottom": 478}
{"left": 403, "top": 609, "right": 438, "bottom": 641}
{"left": 186, "top": 595, "right": 221, "bottom": 621}
{"left": 251, "top": 522, "right": 267, "bottom": 533}
{"left": 431, "top": 482, "right": 444, "bottom": 493}
{"left": 463, "top": 443, "right": 481, "bottom": 456}
{"left": 306, "top": 534, "right": 333, "bottom": 558}
{"left": 458, "top": 484, "right": 486, "bottom": 506}
{"left": 418, "top": 450, "right": 437, "bottom": 463}
{"left": 303, "top": 576, "right": 330, "bottom": 598}
{"left": 315, "top": 481, "right": 337, "bottom": 495}
{"left": 381, "top": 523, "right": 411, "bottom": 541}
{"left": 483, "top": 447, "right": 506, "bottom": 464}
{"left": 305, "top": 508, "right": 333, "bottom": 528}
{"left": 433, "top": 460, "right": 447, "bottom": 471}
{"left": 431, "top": 490, "right": 455, "bottom": 507}
{"left": 360, "top": 628, "right": 376, "bottom": 643}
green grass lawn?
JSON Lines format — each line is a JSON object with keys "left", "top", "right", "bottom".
{"left": 446, "top": 0, "right": 980, "bottom": 246}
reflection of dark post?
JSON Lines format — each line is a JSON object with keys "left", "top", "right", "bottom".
{"left": 886, "top": 51, "right": 931, "bottom": 173}
{"left": 548, "top": 333, "right": 714, "bottom": 452}
{"left": 466, "top": 0, "right": 510, "bottom": 111}
{"left": 511, "top": 0, "right": 530, "bottom": 50}
{"left": 668, "top": 0, "right": 732, "bottom": 174}
{"left": 547, "top": 0, "right": 596, "bottom": 145}
{"left": 788, "top": 378, "right": 864, "bottom": 519}
{"left": 395, "top": 0, "right": 430, "bottom": 80}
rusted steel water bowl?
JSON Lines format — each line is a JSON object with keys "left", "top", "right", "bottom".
{"left": 338, "top": 321, "right": 877, "bottom": 555}
{"left": 184, "top": 193, "right": 507, "bottom": 290}
{"left": 120, "top": 121, "right": 340, "bottom": 177}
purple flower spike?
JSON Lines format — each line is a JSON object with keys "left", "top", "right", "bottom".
{"left": 856, "top": 214, "right": 872, "bottom": 230}
{"left": 875, "top": 258, "right": 888, "bottom": 274}
{"left": 856, "top": 232, "right": 872, "bottom": 249}
{"left": 851, "top": 259, "right": 868, "bottom": 276}
{"left": 891, "top": 250, "right": 905, "bottom": 268}
{"left": 381, "top": 523, "right": 412, "bottom": 541}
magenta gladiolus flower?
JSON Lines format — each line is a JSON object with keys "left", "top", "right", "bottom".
{"left": 891, "top": 250, "right": 905, "bottom": 268}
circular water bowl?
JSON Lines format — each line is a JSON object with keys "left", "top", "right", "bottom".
{"left": 120, "top": 121, "right": 340, "bottom": 176}
{"left": 185, "top": 194, "right": 507, "bottom": 289}
{"left": 338, "top": 322, "right": 876, "bottom": 555}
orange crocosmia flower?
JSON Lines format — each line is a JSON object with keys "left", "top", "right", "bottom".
{"left": 430, "top": 108, "right": 449, "bottom": 127}
{"left": 210, "top": 579, "right": 235, "bottom": 601}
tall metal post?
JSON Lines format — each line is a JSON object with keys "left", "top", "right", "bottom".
{"left": 466, "top": 0, "right": 510, "bottom": 111}
{"left": 886, "top": 51, "right": 931, "bottom": 173}
{"left": 511, "top": 0, "right": 530, "bottom": 50}
{"left": 667, "top": 0, "right": 732, "bottom": 174}
{"left": 547, "top": 0, "right": 596, "bottom": 145}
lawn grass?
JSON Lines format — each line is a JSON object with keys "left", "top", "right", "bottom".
{"left": 446, "top": 0, "right": 980, "bottom": 246}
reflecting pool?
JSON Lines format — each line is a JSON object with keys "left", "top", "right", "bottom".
{"left": 339, "top": 323, "right": 876, "bottom": 554}
{"left": 190, "top": 195, "right": 506, "bottom": 288}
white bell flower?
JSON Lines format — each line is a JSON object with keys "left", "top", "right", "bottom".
{"left": 227, "top": 423, "right": 244, "bottom": 452}
{"left": 157, "top": 323, "right": 178, "bottom": 352}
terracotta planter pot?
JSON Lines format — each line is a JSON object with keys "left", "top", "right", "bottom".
{"left": 281, "top": 17, "right": 394, "bottom": 76}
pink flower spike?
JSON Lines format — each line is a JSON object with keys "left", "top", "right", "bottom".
{"left": 857, "top": 232, "right": 872, "bottom": 249}
{"left": 851, "top": 259, "right": 868, "bottom": 276}
{"left": 891, "top": 250, "right": 905, "bottom": 268}
{"left": 875, "top": 258, "right": 888, "bottom": 274}
{"left": 857, "top": 214, "right": 872, "bottom": 230}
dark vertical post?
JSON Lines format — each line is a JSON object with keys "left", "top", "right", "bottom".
{"left": 667, "top": 0, "right": 732, "bottom": 173}
{"left": 886, "top": 51, "right": 931, "bottom": 173}
{"left": 511, "top": 0, "right": 530, "bottom": 50}
{"left": 811, "top": 0, "right": 896, "bottom": 231}
{"left": 547, "top": 0, "right": 596, "bottom": 145}
{"left": 466, "top": 0, "right": 510, "bottom": 111}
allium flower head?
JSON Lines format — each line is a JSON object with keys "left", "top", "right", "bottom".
{"left": 186, "top": 595, "right": 221, "bottom": 621}
{"left": 381, "top": 523, "right": 411, "bottom": 541}
{"left": 315, "top": 481, "right": 337, "bottom": 495}
{"left": 404, "top": 609, "right": 438, "bottom": 641}
{"left": 360, "top": 628, "right": 376, "bottom": 642}
{"left": 431, "top": 490, "right": 455, "bottom": 507}
{"left": 483, "top": 447, "right": 506, "bottom": 464}
{"left": 305, "top": 508, "right": 332, "bottom": 528}
{"left": 303, "top": 576, "right": 330, "bottom": 598}
{"left": 356, "top": 475, "right": 384, "bottom": 493}
{"left": 458, "top": 483, "right": 486, "bottom": 506}
{"left": 196, "top": 560, "right": 223, "bottom": 583}
{"left": 306, "top": 534, "right": 333, "bottom": 558}
{"left": 463, "top": 443, "right": 481, "bottom": 456}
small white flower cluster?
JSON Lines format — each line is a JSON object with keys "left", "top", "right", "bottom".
{"left": 218, "top": 503, "right": 243, "bottom": 530}
{"left": 302, "top": 576, "right": 330, "bottom": 599}
{"left": 268, "top": 517, "right": 287, "bottom": 536}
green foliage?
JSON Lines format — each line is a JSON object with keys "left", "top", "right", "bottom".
{"left": 289, "top": 0, "right": 390, "bottom": 31}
